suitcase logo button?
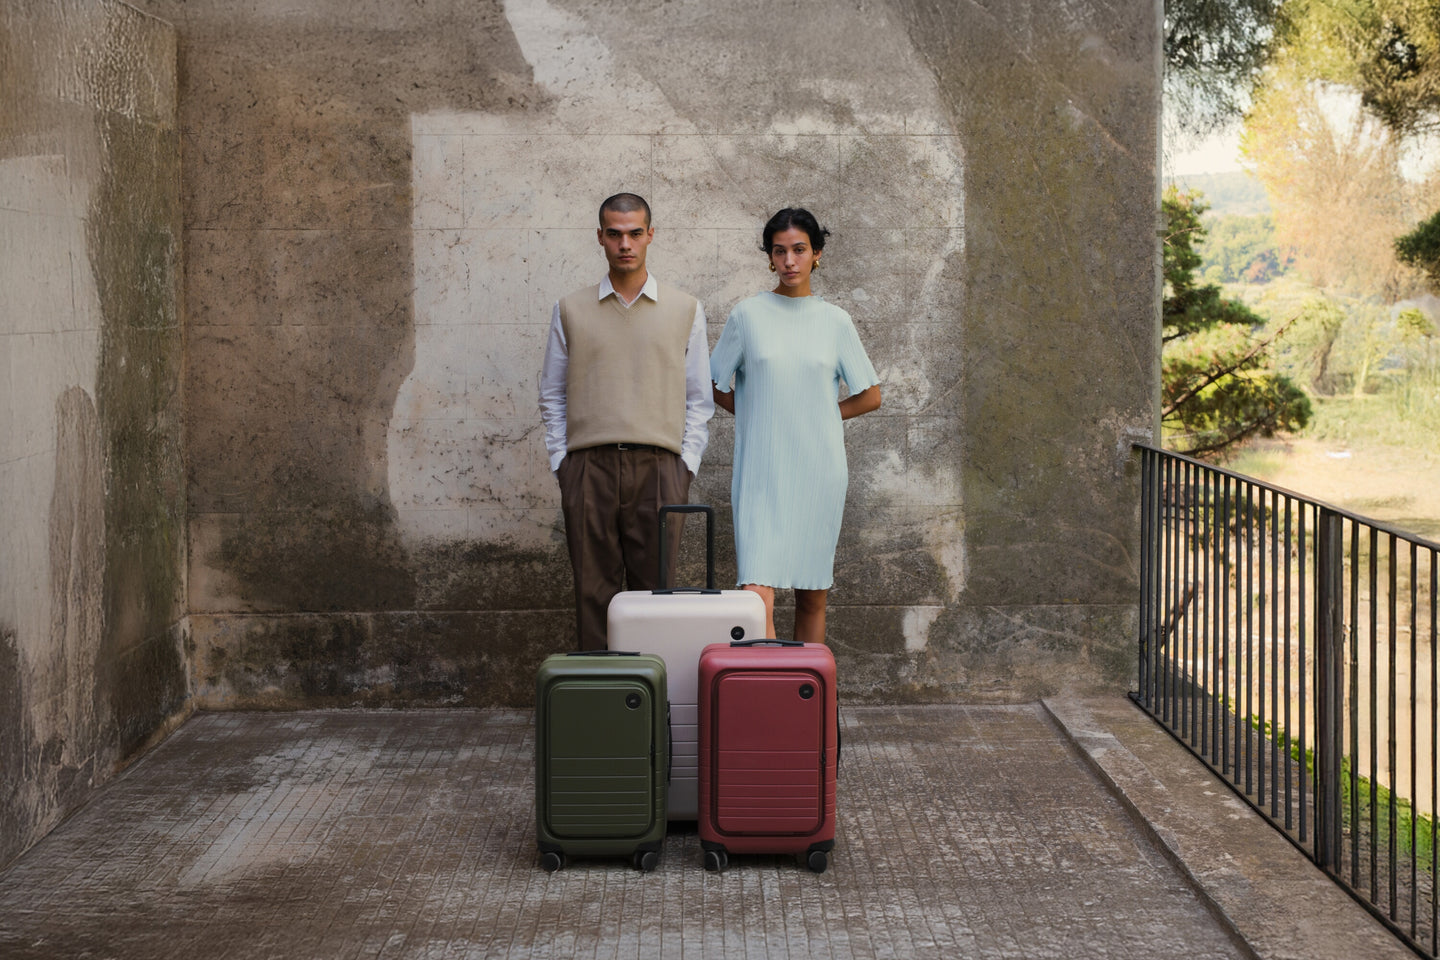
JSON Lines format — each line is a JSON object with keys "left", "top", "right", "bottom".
{"left": 625, "top": 693, "right": 642, "bottom": 709}
{"left": 798, "top": 684, "right": 815, "bottom": 700}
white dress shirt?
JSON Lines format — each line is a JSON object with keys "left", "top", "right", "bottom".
{"left": 538, "top": 273, "right": 713, "bottom": 475}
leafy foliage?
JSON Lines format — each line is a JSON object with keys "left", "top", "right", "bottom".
{"left": 1362, "top": 3, "right": 1440, "bottom": 133}
{"left": 1164, "top": 193, "right": 1270, "bottom": 340}
{"left": 1241, "top": 1, "right": 1440, "bottom": 322}
{"left": 1276, "top": 0, "right": 1440, "bottom": 135}
{"left": 1171, "top": 1, "right": 1440, "bottom": 460}
{"left": 1199, "top": 213, "right": 1294, "bottom": 283}
{"left": 1396, "top": 207, "right": 1440, "bottom": 288}
{"left": 1319, "top": 0, "right": 1440, "bottom": 135}
{"left": 1399, "top": 305, "right": 1438, "bottom": 337}
{"left": 1165, "top": 0, "right": 1288, "bottom": 135}
{"left": 1243, "top": 278, "right": 1440, "bottom": 400}
{"left": 1162, "top": 188, "right": 1313, "bottom": 457}
{"left": 1243, "top": 68, "right": 1433, "bottom": 302}
{"left": 1280, "top": 295, "right": 1348, "bottom": 392}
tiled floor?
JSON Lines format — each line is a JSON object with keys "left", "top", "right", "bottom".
{"left": 0, "top": 705, "right": 1248, "bottom": 959}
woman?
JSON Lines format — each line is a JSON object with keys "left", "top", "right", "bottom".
{"left": 710, "top": 208, "right": 882, "bottom": 643}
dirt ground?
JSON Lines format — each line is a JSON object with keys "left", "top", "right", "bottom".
{"left": 1235, "top": 438, "right": 1440, "bottom": 543}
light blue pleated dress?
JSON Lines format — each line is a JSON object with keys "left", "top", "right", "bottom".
{"left": 710, "top": 291, "right": 880, "bottom": 590}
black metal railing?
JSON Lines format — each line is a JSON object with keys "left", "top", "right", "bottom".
{"left": 1135, "top": 444, "right": 1440, "bottom": 957}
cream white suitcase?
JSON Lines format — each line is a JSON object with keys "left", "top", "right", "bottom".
{"left": 607, "top": 504, "right": 767, "bottom": 820}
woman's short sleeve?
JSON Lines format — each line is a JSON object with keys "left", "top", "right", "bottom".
{"left": 709, "top": 307, "right": 744, "bottom": 393}
{"left": 836, "top": 311, "right": 879, "bottom": 394}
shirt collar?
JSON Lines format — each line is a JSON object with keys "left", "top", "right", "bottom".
{"left": 599, "top": 272, "right": 658, "bottom": 307}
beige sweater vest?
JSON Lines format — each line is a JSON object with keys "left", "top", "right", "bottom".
{"left": 559, "top": 281, "right": 696, "bottom": 454}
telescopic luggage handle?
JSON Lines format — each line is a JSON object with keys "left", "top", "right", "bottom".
{"left": 655, "top": 504, "right": 718, "bottom": 594}
{"left": 730, "top": 638, "right": 804, "bottom": 647}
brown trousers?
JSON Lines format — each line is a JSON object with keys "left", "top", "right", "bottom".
{"left": 557, "top": 444, "right": 691, "bottom": 650}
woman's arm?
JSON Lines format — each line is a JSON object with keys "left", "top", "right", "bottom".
{"left": 839, "top": 384, "right": 881, "bottom": 421}
{"left": 713, "top": 384, "right": 736, "bottom": 415}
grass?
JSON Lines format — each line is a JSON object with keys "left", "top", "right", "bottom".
{"left": 1219, "top": 374, "right": 1440, "bottom": 542}
{"left": 1341, "top": 758, "right": 1440, "bottom": 880}
{"left": 1249, "top": 713, "right": 1439, "bottom": 875}
{"left": 1228, "top": 448, "right": 1287, "bottom": 477}
{"left": 1304, "top": 377, "right": 1440, "bottom": 458}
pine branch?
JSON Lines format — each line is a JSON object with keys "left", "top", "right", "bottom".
{"left": 1179, "top": 413, "right": 1278, "bottom": 458}
{"left": 1162, "top": 310, "right": 1302, "bottom": 418}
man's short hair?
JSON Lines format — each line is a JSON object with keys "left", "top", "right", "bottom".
{"left": 599, "top": 193, "right": 651, "bottom": 228}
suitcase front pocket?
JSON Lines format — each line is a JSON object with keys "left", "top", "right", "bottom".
{"left": 713, "top": 672, "right": 826, "bottom": 835}
{"left": 544, "top": 681, "right": 657, "bottom": 838}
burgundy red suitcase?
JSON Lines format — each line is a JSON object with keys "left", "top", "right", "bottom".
{"left": 697, "top": 639, "right": 838, "bottom": 873}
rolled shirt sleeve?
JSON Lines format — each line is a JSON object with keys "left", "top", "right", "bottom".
{"left": 538, "top": 300, "right": 569, "bottom": 473}
{"left": 680, "top": 299, "right": 714, "bottom": 475}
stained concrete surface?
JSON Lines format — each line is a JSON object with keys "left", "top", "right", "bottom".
{"left": 0, "top": 701, "right": 1405, "bottom": 960}
{"left": 1049, "top": 697, "right": 1416, "bottom": 960}
{"left": 1, "top": 0, "right": 188, "bottom": 868}
{"left": 133, "top": 0, "right": 1158, "bottom": 707}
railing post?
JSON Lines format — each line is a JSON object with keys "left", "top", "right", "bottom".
{"left": 1138, "top": 446, "right": 1153, "bottom": 706}
{"left": 1315, "top": 507, "right": 1344, "bottom": 870}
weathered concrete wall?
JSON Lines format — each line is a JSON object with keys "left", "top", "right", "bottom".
{"left": 891, "top": 0, "right": 1163, "bottom": 698}
{"left": 145, "top": 0, "right": 1158, "bottom": 709}
{"left": 0, "top": 0, "right": 187, "bottom": 868}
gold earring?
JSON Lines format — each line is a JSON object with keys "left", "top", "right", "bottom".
{"left": 768, "top": 262, "right": 776, "bottom": 272}
{"left": 813, "top": 259, "right": 820, "bottom": 271}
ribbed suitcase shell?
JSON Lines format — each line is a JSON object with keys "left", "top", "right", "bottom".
{"left": 607, "top": 504, "right": 766, "bottom": 820}
{"left": 535, "top": 652, "right": 667, "bottom": 870}
{"left": 697, "top": 641, "right": 837, "bottom": 871}
{"left": 608, "top": 590, "right": 764, "bottom": 819}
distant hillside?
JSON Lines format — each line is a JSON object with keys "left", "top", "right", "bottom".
{"left": 1166, "top": 171, "right": 1271, "bottom": 216}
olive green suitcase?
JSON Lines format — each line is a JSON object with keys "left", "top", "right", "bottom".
{"left": 535, "top": 651, "right": 668, "bottom": 871}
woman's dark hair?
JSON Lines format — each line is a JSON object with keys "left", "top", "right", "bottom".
{"left": 761, "top": 207, "right": 829, "bottom": 253}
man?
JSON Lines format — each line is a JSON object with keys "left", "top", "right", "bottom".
{"left": 538, "top": 193, "right": 714, "bottom": 649}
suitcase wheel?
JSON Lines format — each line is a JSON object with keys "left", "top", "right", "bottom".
{"left": 633, "top": 850, "right": 659, "bottom": 872}
{"left": 541, "top": 850, "right": 565, "bottom": 872}
{"left": 806, "top": 849, "right": 829, "bottom": 874}
{"left": 704, "top": 848, "right": 728, "bottom": 872}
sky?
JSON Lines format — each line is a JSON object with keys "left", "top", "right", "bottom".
{"left": 1164, "top": 91, "right": 1440, "bottom": 181}
{"left": 1165, "top": 125, "right": 1245, "bottom": 177}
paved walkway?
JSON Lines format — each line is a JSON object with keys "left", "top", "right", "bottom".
{"left": 0, "top": 702, "right": 1412, "bottom": 959}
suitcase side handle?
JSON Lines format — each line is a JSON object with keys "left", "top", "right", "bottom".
{"left": 656, "top": 503, "right": 715, "bottom": 592}
{"left": 729, "top": 638, "right": 804, "bottom": 647}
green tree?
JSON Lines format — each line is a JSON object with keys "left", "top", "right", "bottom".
{"left": 1399, "top": 305, "right": 1438, "bottom": 337}
{"left": 1392, "top": 304, "right": 1440, "bottom": 424}
{"left": 1243, "top": 66, "right": 1431, "bottom": 302}
{"left": 1200, "top": 213, "right": 1292, "bottom": 283}
{"left": 1396, "top": 208, "right": 1440, "bottom": 288}
{"left": 1340, "top": 299, "right": 1400, "bottom": 394}
{"left": 1271, "top": 0, "right": 1440, "bottom": 135}
{"left": 1165, "top": 0, "right": 1288, "bottom": 135}
{"left": 1274, "top": 294, "right": 1347, "bottom": 392}
{"left": 1358, "top": 1, "right": 1440, "bottom": 134}
{"left": 1163, "top": 188, "right": 1313, "bottom": 456}
{"left": 1262, "top": 1, "right": 1440, "bottom": 285}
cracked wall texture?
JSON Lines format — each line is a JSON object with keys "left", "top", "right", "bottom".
{"left": 1, "top": 0, "right": 187, "bottom": 869}
{"left": 137, "top": 0, "right": 1158, "bottom": 709}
